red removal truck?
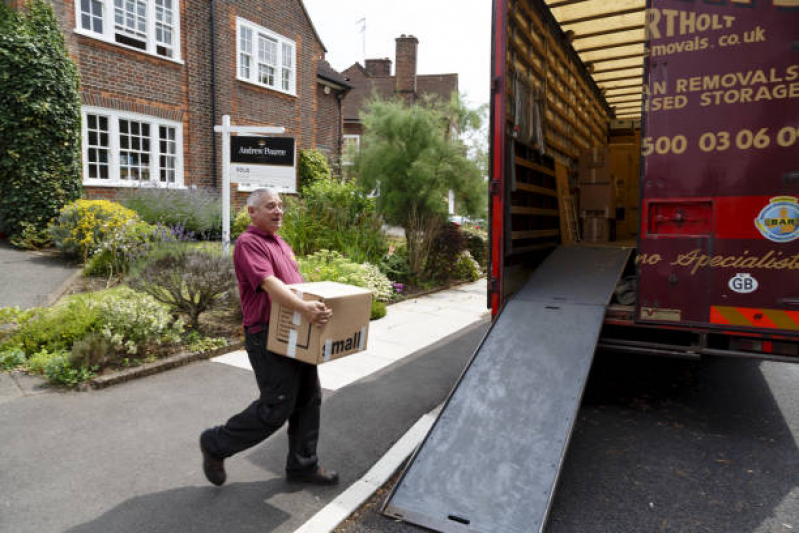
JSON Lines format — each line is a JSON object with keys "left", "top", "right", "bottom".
{"left": 489, "top": 0, "right": 799, "bottom": 361}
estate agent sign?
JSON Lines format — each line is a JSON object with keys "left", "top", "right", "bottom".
{"left": 230, "top": 136, "right": 296, "bottom": 193}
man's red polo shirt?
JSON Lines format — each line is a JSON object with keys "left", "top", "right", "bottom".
{"left": 233, "top": 226, "right": 303, "bottom": 328}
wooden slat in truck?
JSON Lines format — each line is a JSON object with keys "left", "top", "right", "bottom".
{"left": 490, "top": 0, "right": 799, "bottom": 362}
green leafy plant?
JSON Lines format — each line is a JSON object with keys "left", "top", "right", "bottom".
{"left": 232, "top": 206, "right": 250, "bottom": 242}
{"left": 121, "top": 187, "right": 223, "bottom": 240}
{"left": 129, "top": 248, "right": 236, "bottom": 330}
{"left": 298, "top": 250, "right": 392, "bottom": 302}
{"left": 379, "top": 243, "right": 413, "bottom": 286}
{"left": 9, "top": 299, "right": 101, "bottom": 355}
{"left": 9, "top": 222, "right": 53, "bottom": 250}
{"left": 49, "top": 200, "right": 141, "bottom": 261}
{"left": 0, "top": 306, "right": 34, "bottom": 344}
{"left": 0, "top": 347, "right": 26, "bottom": 370}
{"left": 0, "top": 0, "right": 82, "bottom": 238}
{"left": 43, "top": 352, "right": 96, "bottom": 388}
{"left": 280, "top": 179, "right": 387, "bottom": 264}
{"left": 425, "top": 223, "right": 466, "bottom": 282}
{"left": 462, "top": 227, "right": 488, "bottom": 270}
{"left": 84, "top": 286, "right": 184, "bottom": 356}
{"left": 370, "top": 300, "right": 387, "bottom": 321}
{"left": 84, "top": 219, "right": 164, "bottom": 278}
{"left": 298, "top": 149, "right": 331, "bottom": 191}
{"left": 185, "top": 332, "right": 228, "bottom": 354}
{"left": 454, "top": 251, "right": 481, "bottom": 282}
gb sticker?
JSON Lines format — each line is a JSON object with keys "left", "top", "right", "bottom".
{"left": 728, "top": 273, "right": 758, "bottom": 294}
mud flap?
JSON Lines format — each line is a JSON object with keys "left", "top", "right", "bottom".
{"left": 384, "top": 246, "right": 631, "bottom": 533}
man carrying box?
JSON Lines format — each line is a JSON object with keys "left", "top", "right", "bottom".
{"left": 199, "top": 188, "right": 339, "bottom": 487}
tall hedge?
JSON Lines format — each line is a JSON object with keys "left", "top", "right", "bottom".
{"left": 0, "top": 0, "right": 82, "bottom": 237}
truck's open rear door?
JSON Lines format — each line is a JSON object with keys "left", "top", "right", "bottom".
{"left": 384, "top": 245, "right": 630, "bottom": 533}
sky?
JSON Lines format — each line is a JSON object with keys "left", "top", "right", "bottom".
{"left": 301, "top": 0, "right": 493, "bottom": 109}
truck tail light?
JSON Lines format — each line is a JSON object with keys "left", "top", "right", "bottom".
{"left": 646, "top": 200, "right": 713, "bottom": 237}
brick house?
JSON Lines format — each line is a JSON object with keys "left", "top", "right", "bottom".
{"left": 341, "top": 35, "right": 459, "bottom": 158}
{"left": 24, "top": 0, "right": 348, "bottom": 205}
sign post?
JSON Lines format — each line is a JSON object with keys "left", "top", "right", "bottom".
{"left": 214, "top": 115, "right": 286, "bottom": 253}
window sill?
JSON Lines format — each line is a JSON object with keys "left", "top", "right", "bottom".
{"left": 74, "top": 28, "right": 184, "bottom": 65}
{"left": 83, "top": 181, "right": 187, "bottom": 189}
{"left": 236, "top": 76, "right": 296, "bottom": 98}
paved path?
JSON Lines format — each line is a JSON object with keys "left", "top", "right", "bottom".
{"left": 0, "top": 241, "right": 81, "bottom": 309}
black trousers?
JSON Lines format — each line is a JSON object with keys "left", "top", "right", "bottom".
{"left": 203, "top": 328, "right": 322, "bottom": 473}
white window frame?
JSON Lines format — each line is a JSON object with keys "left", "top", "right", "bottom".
{"left": 74, "top": 0, "right": 182, "bottom": 63}
{"left": 81, "top": 106, "right": 185, "bottom": 188}
{"left": 236, "top": 17, "right": 296, "bottom": 96}
{"left": 342, "top": 134, "right": 360, "bottom": 166}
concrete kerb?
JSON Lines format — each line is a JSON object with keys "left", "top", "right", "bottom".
{"left": 83, "top": 339, "right": 244, "bottom": 390}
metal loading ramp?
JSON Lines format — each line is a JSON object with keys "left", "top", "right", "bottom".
{"left": 384, "top": 246, "right": 631, "bottom": 533}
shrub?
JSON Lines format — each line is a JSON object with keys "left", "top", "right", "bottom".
{"left": 27, "top": 347, "right": 66, "bottom": 375}
{"left": 49, "top": 200, "right": 140, "bottom": 260}
{"left": 462, "top": 227, "right": 488, "bottom": 270}
{"left": 454, "top": 251, "right": 481, "bottom": 282}
{"left": 9, "top": 222, "right": 53, "bottom": 250}
{"left": 0, "top": 0, "right": 82, "bottom": 238}
{"left": 281, "top": 179, "right": 388, "bottom": 264}
{"left": 0, "top": 306, "right": 34, "bottom": 344}
{"left": 370, "top": 300, "right": 387, "bottom": 321}
{"left": 297, "top": 250, "right": 392, "bottom": 303}
{"left": 129, "top": 248, "right": 236, "bottom": 330}
{"left": 232, "top": 206, "right": 250, "bottom": 242}
{"left": 43, "top": 351, "right": 96, "bottom": 388}
{"left": 378, "top": 243, "right": 413, "bottom": 285}
{"left": 0, "top": 347, "right": 26, "bottom": 370}
{"left": 298, "top": 149, "right": 331, "bottom": 191}
{"left": 9, "top": 299, "right": 101, "bottom": 354}
{"left": 425, "top": 223, "right": 466, "bottom": 282}
{"left": 84, "top": 220, "right": 165, "bottom": 277}
{"left": 70, "top": 333, "right": 111, "bottom": 369}
{"left": 121, "top": 187, "right": 223, "bottom": 240}
{"left": 85, "top": 286, "right": 184, "bottom": 356}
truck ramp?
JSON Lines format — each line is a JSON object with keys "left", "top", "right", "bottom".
{"left": 384, "top": 245, "right": 631, "bottom": 533}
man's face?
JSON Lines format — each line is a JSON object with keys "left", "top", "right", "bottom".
{"left": 248, "top": 192, "right": 283, "bottom": 235}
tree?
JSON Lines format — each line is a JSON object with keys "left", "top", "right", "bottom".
{"left": 0, "top": 0, "right": 82, "bottom": 238}
{"left": 356, "top": 94, "right": 486, "bottom": 277}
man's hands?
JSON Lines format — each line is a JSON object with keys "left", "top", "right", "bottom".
{"left": 261, "top": 276, "right": 331, "bottom": 327}
{"left": 302, "top": 300, "right": 332, "bottom": 327}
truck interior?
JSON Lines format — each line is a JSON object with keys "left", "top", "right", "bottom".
{"left": 499, "top": 0, "right": 645, "bottom": 299}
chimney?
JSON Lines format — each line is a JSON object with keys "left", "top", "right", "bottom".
{"left": 395, "top": 35, "right": 418, "bottom": 104}
{"left": 364, "top": 58, "right": 392, "bottom": 77}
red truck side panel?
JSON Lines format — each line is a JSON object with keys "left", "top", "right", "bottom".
{"left": 637, "top": 0, "right": 799, "bottom": 336}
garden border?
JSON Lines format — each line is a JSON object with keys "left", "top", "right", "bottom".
{"left": 83, "top": 339, "right": 243, "bottom": 391}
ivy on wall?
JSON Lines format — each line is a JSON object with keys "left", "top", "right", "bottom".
{"left": 0, "top": 0, "right": 82, "bottom": 237}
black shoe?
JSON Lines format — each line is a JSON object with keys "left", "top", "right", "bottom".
{"left": 286, "top": 466, "right": 339, "bottom": 486}
{"left": 200, "top": 432, "right": 226, "bottom": 486}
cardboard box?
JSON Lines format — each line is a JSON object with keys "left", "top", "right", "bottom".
{"left": 582, "top": 216, "right": 610, "bottom": 243}
{"left": 579, "top": 183, "right": 615, "bottom": 213}
{"left": 578, "top": 165, "right": 612, "bottom": 185}
{"left": 578, "top": 147, "right": 612, "bottom": 184}
{"left": 579, "top": 146, "right": 608, "bottom": 168}
{"left": 267, "top": 281, "right": 373, "bottom": 365}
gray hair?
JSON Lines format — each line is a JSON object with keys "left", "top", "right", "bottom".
{"left": 246, "top": 187, "right": 279, "bottom": 208}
